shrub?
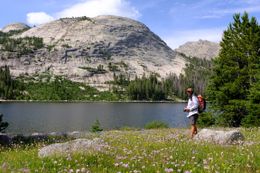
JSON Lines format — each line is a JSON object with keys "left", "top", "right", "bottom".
{"left": 144, "top": 120, "right": 168, "bottom": 129}
{"left": 90, "top": 120, "right": 103, "bottom": 132}
{"left": 197, "top": 112, "right": 216, "bottom": 127}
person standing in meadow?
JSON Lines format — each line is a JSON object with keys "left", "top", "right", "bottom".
{"left": 184, "top": 88, "right": 199, "bottom": 138}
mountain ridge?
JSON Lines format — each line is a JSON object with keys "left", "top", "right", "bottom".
{"left": 175, "top": 39, "right": 220, "bottom": 60}
{"left": 0, "top": 16, "right": 220, "bottom": 90}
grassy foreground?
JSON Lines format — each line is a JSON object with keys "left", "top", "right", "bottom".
{"left": 0, "top": 128, "right": 260, "bottom": 173}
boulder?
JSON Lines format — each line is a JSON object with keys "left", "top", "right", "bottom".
{"left": 0, "top": 133, "right": 11, "bottom": 146}
{"left": 38, "top": 138, "right": 107, "bottom": 158}
{"left": 194, "top": 128, "right": 244, "bottom": 145}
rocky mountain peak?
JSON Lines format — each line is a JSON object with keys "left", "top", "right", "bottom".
{"left": 2, "top": 23, "right": 30, "bottom": 33}
{"left": 175, "top": 39, "right": 220, "bottom": 60}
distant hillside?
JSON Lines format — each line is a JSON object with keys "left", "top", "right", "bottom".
{"left": 175, "top": 39, "right": 220, "bottom": 60}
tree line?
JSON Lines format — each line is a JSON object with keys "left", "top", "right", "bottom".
{"left": 165, "top": 56, "right": 212, "bottom": 99}
{"left": 127, "top": 74, "right": 167, "bottom": 100}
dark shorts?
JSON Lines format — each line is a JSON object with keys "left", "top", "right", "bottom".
{"left": 189, "top": 114, "right": 199, "bottom": 125}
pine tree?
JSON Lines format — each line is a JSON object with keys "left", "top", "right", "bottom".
{"left": 242, "top": 70, "right": 260, "bottom": 126}
{"left": 90, "top": 120, "right": 103, "bottom": 132}
{"left": 207, "top": 12, "right": 260, "bottom": 127}
{"left": 0, "top": 65, "right": 15, "bottom": 99}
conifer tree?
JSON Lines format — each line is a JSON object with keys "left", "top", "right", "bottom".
{"left": 0, "top": 65, "right": 15, "bottom": 99}
{"left": 207, "top": 12, "right": 260, "bottom": 127}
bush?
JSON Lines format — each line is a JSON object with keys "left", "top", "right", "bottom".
{"left": 90, "top": 120, "right": 103, "bottom": 132}
{"left": 197, "top": 112, "right": 216, "bottom": 127}
{"left": 144, "top": 120, "right": 169, "bottom": 129}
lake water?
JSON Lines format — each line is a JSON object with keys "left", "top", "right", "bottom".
{"left": 0, "top": 102, "right": 189, "bottom": 134}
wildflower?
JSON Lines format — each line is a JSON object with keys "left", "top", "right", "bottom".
{"left": 203, "top": 159, "right": 208, "bottom": 165}
{"left": 122, "top": 163, "right": 129, "bottom": 168}
{"left": 184, "top": 171, "right": 191, "bottom": 173}
{"left": 165, "top": 168, "right": 174, "bottom": 173}
{"left": 19, "top": 168, "right": 30, "bottom": 173}
{"left": 204, "top": 165, "right": 209, "bottom": 170}
{"left": 81, "top": 168, "right": 86, "bottom": 172}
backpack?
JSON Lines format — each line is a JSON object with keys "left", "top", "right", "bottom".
{"left": 197, "top": 95, "right": 206, "bottom": 113}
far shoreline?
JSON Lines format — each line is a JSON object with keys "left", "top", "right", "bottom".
{"left": 0, "top": 99, "right": 186, "bottom": 103}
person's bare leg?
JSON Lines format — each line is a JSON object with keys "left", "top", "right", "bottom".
{"left": 194, "top": 125, "right": 198, "bottom": 134}
{"left": 191, "top": 125, "right": 196, "bottom": 138}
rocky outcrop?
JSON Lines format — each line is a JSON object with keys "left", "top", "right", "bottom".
{"left": 194, "top": 128, "right": 244, "bottom": 145}
{"left": 1, "top": 23, "right": 30, "bottom": 33}
{"left": 38, "top": 138, "right": 108, "bottom": 158}
{"left": 175, "top": 40, "right": 220, "bottom": 60}
{"left": 0, "top": 133, "right": 11, "bottom": 146}
{"left": 0, "top": 131, "right": 99, "bottom": 146}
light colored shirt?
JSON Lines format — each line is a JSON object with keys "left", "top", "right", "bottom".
{"left": 186, "top": 95, "right": 199, "bottom": 118}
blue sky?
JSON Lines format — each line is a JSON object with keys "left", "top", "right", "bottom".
{"left": 1, "top": 0, "right": 260, "bottom": 49}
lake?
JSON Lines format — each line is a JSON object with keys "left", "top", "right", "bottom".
{"left": 0, "top": 102, "right": 189, "bottom": 134}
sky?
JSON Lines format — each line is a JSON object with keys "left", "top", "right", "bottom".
{"left": 1, "top": 0, "right": 260, "bottom": 49}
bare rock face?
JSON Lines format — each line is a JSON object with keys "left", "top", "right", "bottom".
{"left": 175, "top": 40, "right": 220, "bottom": 60}
{"left": 38, "top": 138, "right": 108, "bottom": 158}
{"left": 1, "top": 16, "right": 187, "bottom": 88}
{"left": 2, "top": 23, "right": 30, "bottom": 33}
{"left": 194, "top": 129, "right": 244, "bottom": 145}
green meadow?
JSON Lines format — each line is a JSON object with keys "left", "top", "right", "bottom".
{"left": 0, "top": 128, "right": 260, "bottom": 173}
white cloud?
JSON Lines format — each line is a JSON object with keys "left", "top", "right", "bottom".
{"left": 26, "top": 0, "right": 140, "bottom": 26}
{"left": 56, "top": 0, "right": 140, "bottom": 19}
{"left": 27, "top": 12, "right": 55, "bottom": 26}
{"left": 162, "top": 28, "right": 225, "bottom": 49}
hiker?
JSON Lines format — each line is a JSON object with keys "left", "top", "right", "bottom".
{"left": 184, "top": 87, "right": 199, "bottom": 138}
